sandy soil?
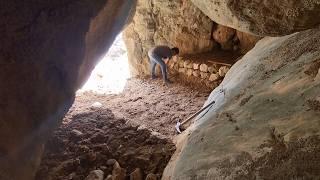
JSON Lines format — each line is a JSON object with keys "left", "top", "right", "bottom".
{"left": 36, "top": 78, "right": 211, "bottom": 179}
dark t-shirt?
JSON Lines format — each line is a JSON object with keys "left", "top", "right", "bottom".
{"left": 149, "top": 46, "right": 172, "bottom": 59}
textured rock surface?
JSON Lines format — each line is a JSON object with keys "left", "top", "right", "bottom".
{"left": 163, "top": 28, "right": 320, "bottom": 179}
{"left": 212, "top": 24, "right": 236, "bottom": 50}
{"left": 123, "top": 0, "right": 214, "bottom": 76}
{"left": 0, "top": 1, "right": 136, "bottom": 179}
{"left": 191, "top": 0, "right": 320, "bottom": 36}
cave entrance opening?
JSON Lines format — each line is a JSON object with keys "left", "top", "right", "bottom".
{"left": 79, "top": 33, "right": 130, "bottom": 94}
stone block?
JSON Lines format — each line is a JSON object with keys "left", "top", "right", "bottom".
{"left": 193, "top": 70, "right": 200, "bottom": 77}
{"left": 218, "top": 66, "right": 230, "bottom": 77}
{"left": 200, "top": 72, "right": 209, "bottom": 79}
{"left": 200, "top": 64, "right": 208, "bottom": 72}
{"left": 193, "top": 63, "right": 200, "bottom": 70}
{"left": 178, "top": 60, "right": 184, "bottom": 68}
{"left": 208, "top": 65, "right": 218, "bottom": 73}
{"left": 186, "top": 69, "right": 193, "bottom": 76}
{"left": 178, "top": 68, "right": 187, "bottom": 74}
{"left": 209, "top": 73, "right": 220, "bottom": 81}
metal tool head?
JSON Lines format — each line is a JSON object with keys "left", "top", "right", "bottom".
{"left": 175, "top": 121, "right": 182, "bottom": 134}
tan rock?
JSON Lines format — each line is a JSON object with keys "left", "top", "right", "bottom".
{"left": 183, "top": 60, "right": 192, "bottom": 68}
{"left": 178, "top": 60, "right": 185, "bottom": 68}
{"left": 130, "top": 168, "right": 142, "bottom": 180}
{"left": 145, "top": 173, "right": 157, "bottom": 180}
{"left": 193, "top": 71, "right": 200, "bottom": 77}
{"left": 218, "top": 66, "right": 230, "bottom": 77}
{"left": 186, "top": 69, "right": 193, "bottom": 76}
{"left": 209, "top": 73, "right": 220, "bottom": 81}
{"left": 200, "top": 72, "right": 209, "bottom": 79}
{"left": 193, "top": 63, "right": 200, "bottom": 70}
{"left": 208, "top": 65, "right": 218, "bottom": 73}
{"left": 105, "top": 175, "right": 112, "bottom": 180}
{"left": 236, "top": 31, "right": 262, "bottom": 53}
{"left": 212, "top": 24, "right": 236, "bottom": 50}
{"left": 85, "top": 170, "right": 104, "bottom": 180}
{"left": 199, "top": 64, "right": 208, "bottom": 72}
{"left": 191, "top": 0, "right": 320, "bottom": 36}
{"left": 178, "top": 68, "right": 187, "bottom": 74}
{"left": 112, "top": 162, "right": 126, "bottom": 180}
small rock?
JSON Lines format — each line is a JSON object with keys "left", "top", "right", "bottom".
{"left": 112, "top": 162, "right": 126, "bottom": 180}
{"left": 105, "top": 175, "right": 112, "bottom": 180}
{"left": 208, "top": 65, "right": 218, "bottom": 73}
{"left": 71, "top": 129, "right": 83, "bottom": 137}
{"left": 193, "top": 70, "right": 200, "bottom": 77}
{"left": 91, "top": 102, "right": 103, "bottom": 109}
{"left": 130, "top": 168, "right": 142, "bottom": 180}
{"left": 186, "top": 69, "right": 193, "bottom": 76}
{"left": 183, "top": 60, "right": 190, "bottom": 68}
{"left": 100, "top": 166, "right": 107, "bottom": 170}
{"left": 178, "top": 60, "right": 184, "bottom": 68}
{"left": 145, "top": 173, "right": 157, "bottom": 180}
{"left": 87, "top": 151, "right": 97, "bottom": 162}
{"left": 193, "top": 63, "right": 200, "bottom": 70}
{"left": 200, "top": 64, "right": 208, "bottom": 72}
{"left": 178, "top": 68, "right": 186, "bottom": 74}
{"left": 107, "top": 159, "right": 117, "bottom": 166}
{"left": 218, "top": 66, "right": 230, "bottom": 77}
{"left": 151, "top": 131, "right": 161, "bottom": 136}
{"left": 200, "top": 72, "right": 209, "bottom": 79}
{"left": 85, "top": 170, "right": 104, "bottom": 180}
{"left": 209, "top": 73, "right": 220, "bottom": 81}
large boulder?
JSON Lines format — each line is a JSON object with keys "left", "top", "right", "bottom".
{"left": 123, "top": 0, "right": 215, "bottom": 76}
{"left": 0, "top": 1, "right": 136, "bottom": 179}
{"left": 191, "top": 0, "right": 320, "bottom": 36}
{"left": 163, "top": 28, "right": 320, "bottom": 179}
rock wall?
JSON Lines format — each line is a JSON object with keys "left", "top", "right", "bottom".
{"left": 123, "top": 0, "right": 261, "bottom": 78}
{"left": 123, "top": 0, "right": 215, "bottom": 76}
{"left": 163, "top": 28, "right": 320, "bottom": 179}
{"left": 191, "top": 0, "right": 320, "bottom": 36}
{"left": 0, "top": 1, "right": 136, "bottom": 179}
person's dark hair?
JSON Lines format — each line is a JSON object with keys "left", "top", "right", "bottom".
{"left": 171, "top": 47, "right": 179, "bottom": 55}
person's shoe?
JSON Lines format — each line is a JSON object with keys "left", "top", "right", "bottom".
{"left": 151, "top": 75, "right": 158, "bottom": 79}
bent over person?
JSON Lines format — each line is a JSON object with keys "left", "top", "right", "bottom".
{"left": 148, "top": 46, "right": 179, "bottom": 84}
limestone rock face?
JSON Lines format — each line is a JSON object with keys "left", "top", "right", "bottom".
{"left": 123, "top": 0, "right": 214, "bottom": 76}
{"left": 0, "top": 1, "right": 136, "bottom": 180}
{"left": 191, "top": 0, "right": 320, "bottom": 36}
{"left": 236, "top": 31, "right": 262, "bottom": 54}
{"left": 163, "top": 28, "right": 320, "bottom": 179}
{"left": 212, "top": 24, "right": 236, "bottom": 50}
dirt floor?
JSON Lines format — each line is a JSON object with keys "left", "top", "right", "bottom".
{"left": 36, "top": 78, "right": 211, "bottom": 180}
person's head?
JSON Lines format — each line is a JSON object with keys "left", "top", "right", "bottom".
{"left": 171, "top": 47, "right": 179, "bottom": 56}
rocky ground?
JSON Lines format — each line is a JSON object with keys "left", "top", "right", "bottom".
{"left": 35, "top": 78, "right": 211, "bottom": 180}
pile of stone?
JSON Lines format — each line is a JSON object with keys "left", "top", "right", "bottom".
{"left": 84, "top": 159, "right": 157, "bottom": 180}
{"left": 168, "top": 56, "right": 230, "bottom": 88}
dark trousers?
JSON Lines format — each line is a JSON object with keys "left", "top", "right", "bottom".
{"left": 148, "top": 52, "right": 168, "bottom": 81}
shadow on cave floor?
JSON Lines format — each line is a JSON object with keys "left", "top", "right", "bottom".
{"left": 36, "top": 78, "right": 211, "bottom": 179}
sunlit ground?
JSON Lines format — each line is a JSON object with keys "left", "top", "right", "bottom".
{"left": 78, "top": 33, "right": 130, "bottom": 94}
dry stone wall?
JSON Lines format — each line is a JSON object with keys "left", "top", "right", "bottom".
{"left": 123, "top": 0, "right": 261, "bottom": 78}
{"left": 168, "top": 56, "right": 230, "bottom": 89}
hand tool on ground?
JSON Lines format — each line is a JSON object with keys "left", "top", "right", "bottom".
{"left": 175, "top": 100, "right": 216, "bottom": 133}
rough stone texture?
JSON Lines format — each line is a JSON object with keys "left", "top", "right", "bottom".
{"left": 85, "top": 170, "right": 104, "bottom": 180}
{"left": 236, "top": 31, "right": 262, "bottom": 54}
{"left": 130, "top": 168, "right": 142, "bottom": 180}
{"left": 218, "top": 66, "right": 230, "bottom": 77}
{"left": 146, "top": 173, "right": 157, "bottom": 180}
{"left": 212, "top": 24, "right": 236, "bottom": 50}
{"left": 163, "top": 28, "right": 320, "bottom": 179}
{"left": 123, "top": 0, "right": 215, "bottom": 76}
{"left": 191, "top": 0, "right": 320, "bottom": 36}
{"left": 0, "top": 1, "right": 136, "bottom": 179}
{"left": 209, "top": 73, "right": 219, "bottom": 82}
{"left": 199, "top": 64, "right": 208, "bottom": 72}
